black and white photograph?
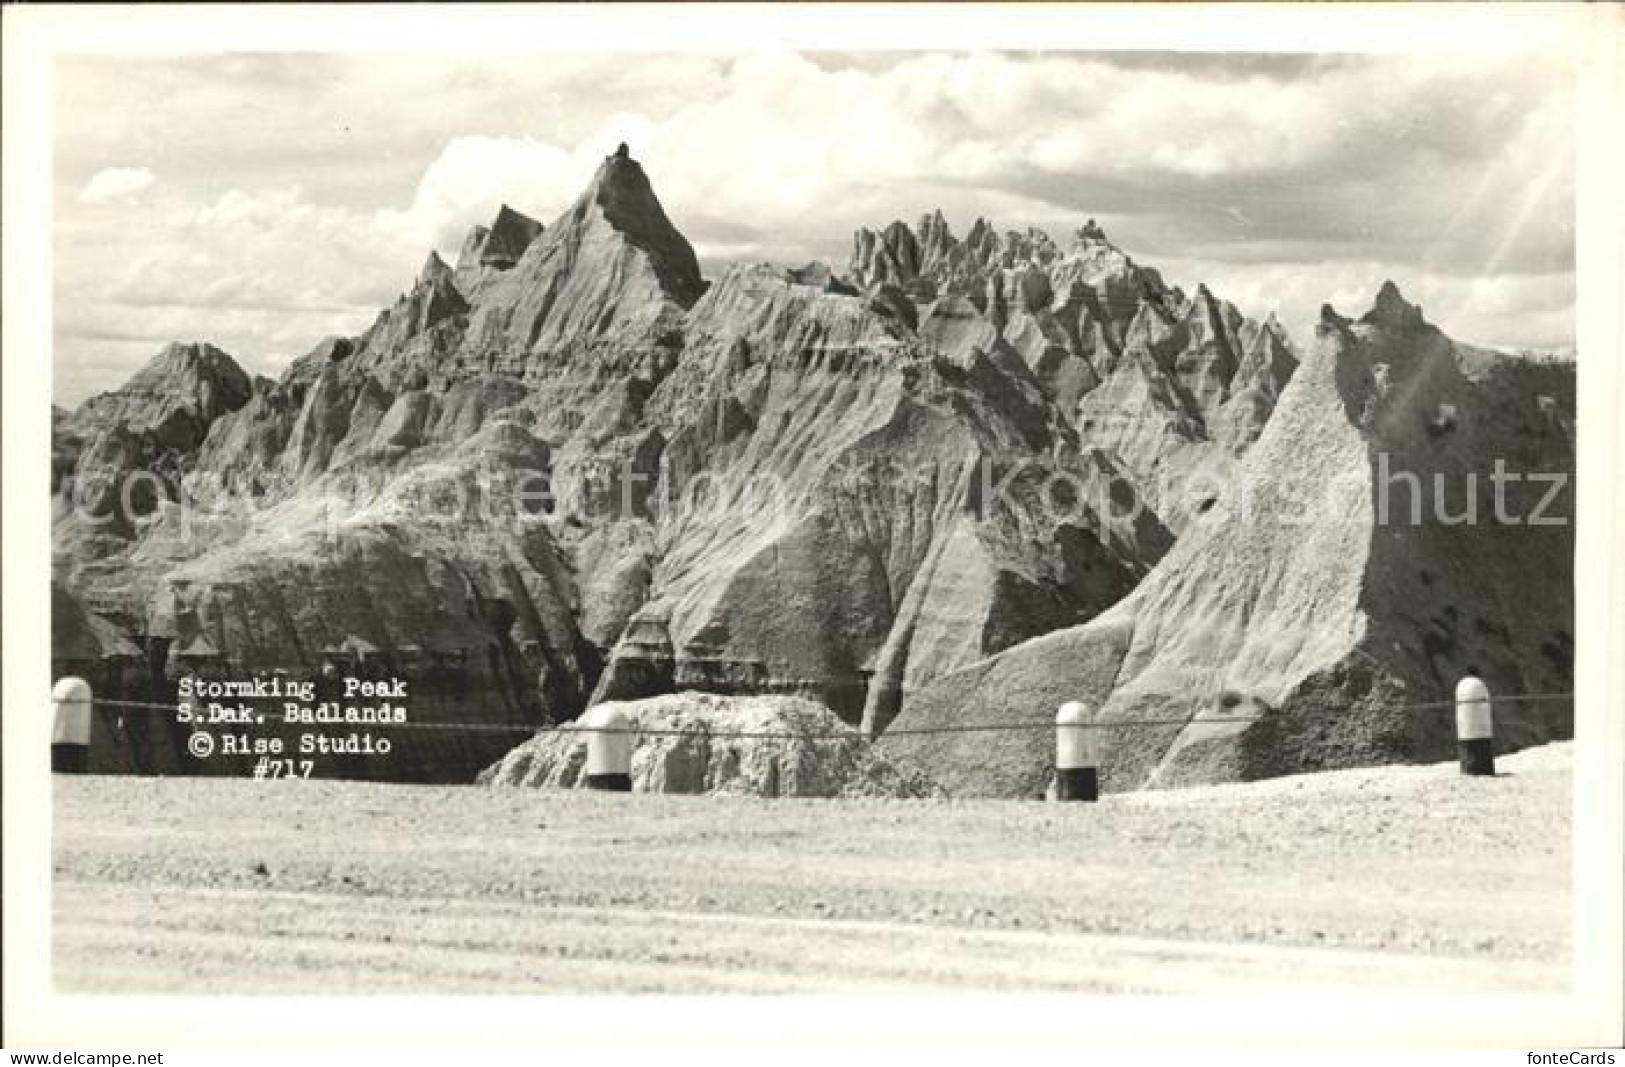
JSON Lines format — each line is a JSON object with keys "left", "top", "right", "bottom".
{"left": 4, "top": 2, "right": 1622, "bottom": 1054}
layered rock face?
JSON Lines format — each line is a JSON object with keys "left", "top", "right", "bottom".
{"left": 51, "top": 581, "right": 186, "bottom": 776}
{"left": 881, "top": 283, "right": 1575, "bottom": 796}
{"left": 851, "top": 213, "right": 1299, "bottom": 531}
{"left": 600, "top": 260, "right": 1170, "bottom": 730}
{"left": 63, "top": 341, "right": 254, "bottom": 448}
{"left": 460, "top": 144, "right": 704, "bottom": 368}
{"left": 52, "top": 148, "right": 1570, "bottom": 790}
{"left": 50, "top": 152, "right": 705, "bottom": 775}
{"left": 54, "top": 342, "right": 254, "bottom": 548}
{"left": 480, "top": 693, "right": 942, "bottom": 798}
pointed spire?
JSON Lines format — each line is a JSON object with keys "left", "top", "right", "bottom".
{"left": 1316, "top": 302, "right": 1353, "bottom": 338}
{"left": 419, "top": 251, "right": 451, "bottom": 285}
{"left": 454, "top": 223, "right": 490, "bottom": 270}
{"left": 483, "top": 204, "right": 543, "bottom": 269}
{"left": 570, "top": 144, "right": 705, "bottom": 307}
{"left": 1361, "top": 279, "right": 1426, "bottom": 330}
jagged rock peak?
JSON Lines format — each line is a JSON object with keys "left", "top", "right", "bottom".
{"left": 1317, "top": 302, "right": 1352, "bottom": 335}
{"left": 450, "top": 205, "right": 543, "bottom": 279}
{"left": 571, "top": 144, "right": 706, "bottom": 307}
{"left": 68, "top": 340, "right": 254, "bottom": 448}
{"left": 455, "top": 223, "right": 490, "bottom": 269}
{"left": 917, "top": 208, "right": 953, "bottom": 250}
{"left": 850, "top": 208, "right": 1143, "bottom": 295}
{"left": 314, "top": 336, "right": 353, "bottom": 363}
{"left": 151, "top": 340, "right": 239, "bottom": 368}
{"left": 784, "top": 261, "right": 859, "bottom": 295}
{"left": 419, "top": 251, "right": 452, "bottom": 284}
{"left": 123, "top": 342, "right": 253, "bottom": 398}
{"left": 482, "top": 204, "right": 544, "bottom": 269}
{"left": 1361, "top": 279, "right": 1427, "bottom": 330}
{"left": 1075, "top": 217, "right": 1108, "bottom": 244}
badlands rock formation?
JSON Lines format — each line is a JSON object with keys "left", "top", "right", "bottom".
{"left": 54, "top": 342, "right": 253, "bottom": 548}
{"left": 850, "top": 213, "right": 1299, "bottom": 531}
{"left": 881, "top": 284, "right": 1575, "bottom": 796}
{"left": 481, "top": 693, "right": 941, "bottom": 798}
{"left": 51, "top": 147, "right": 1573, "bottom": 789}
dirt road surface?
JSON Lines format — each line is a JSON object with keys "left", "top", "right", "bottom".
{"left": 52, "top": 743, "right": 1570, "bottom": 993}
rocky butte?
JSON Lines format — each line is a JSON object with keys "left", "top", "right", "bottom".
{"left": 52, "top": 146, "right": 1574, "bottom": 791}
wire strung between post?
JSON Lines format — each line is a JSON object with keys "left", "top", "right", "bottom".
{"left": 56, "top": 692, "right": 1572, "bottom": 742}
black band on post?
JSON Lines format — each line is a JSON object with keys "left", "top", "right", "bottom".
{"left": 1056, "top": 766, "right": 1098, "bottom": 802}
{"left": 1457, "top": 738, "right": 1495, "bottom": 777}
{"left": 584, "top": 772, "right": 632, "bottom": 792}
{"left": 51, "top": 743, "right": 89, "bottom": 775}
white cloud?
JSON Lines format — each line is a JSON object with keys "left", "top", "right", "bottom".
{"left": 50, "top": 51, "right": 1576, "bottom": 406}
{"left": 1154, "top": 255, "right": 1576, "bottom": 353}
{"left": 55, "top": 182, "right": 420, "bottom": 404}
{"left": 374, "top": 135, "right": 585, "bottom": 252}
{"left": 77, "top": 166, "right": 156, "bottom": 205}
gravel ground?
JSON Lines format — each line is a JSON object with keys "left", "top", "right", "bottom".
{"left": 52, "top": 743, "right": 1570, "bottom": 993}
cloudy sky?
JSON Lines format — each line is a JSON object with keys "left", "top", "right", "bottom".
{"left": 53, "top": 49, "right": 1575, "bottom": 405}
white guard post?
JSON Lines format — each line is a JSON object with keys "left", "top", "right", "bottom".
{"left": 583, "top": 705, "right": 633, "bottom": 792}
{"left": 1454, "top": 675, "right": 1495, "bottom": 776}
{"left": 52, "top": 677, "right": 93, "bottom": 774}
{"left": 1055, "top": 700, "right": 1099, "bottom": 802}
